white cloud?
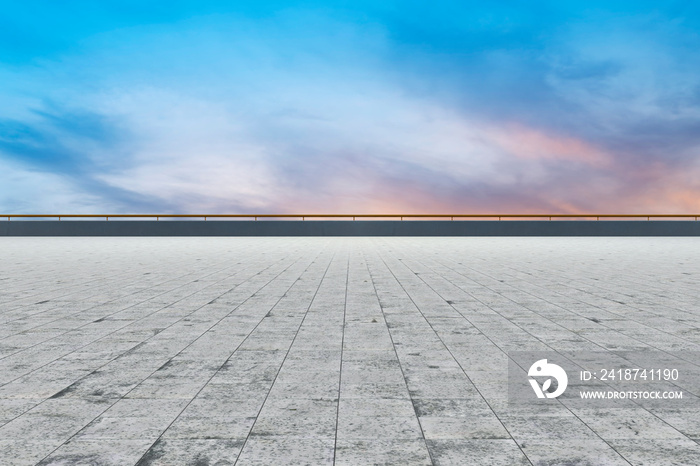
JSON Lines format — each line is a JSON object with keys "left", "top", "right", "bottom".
{"left": 3, "top": 7, "right": 700, "bottom": 214}
{"left": 0, "top": 158, "right": 108, "bottom": 213}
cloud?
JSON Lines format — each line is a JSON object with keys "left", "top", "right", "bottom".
{"left": 0, "top": 107, "right": 175, "bottom": 212}
{"left": 0, "top": 157, "right": 109, "bottom": 213}
{"left": 1, "top": 3, "right": 700, "bottom": 214}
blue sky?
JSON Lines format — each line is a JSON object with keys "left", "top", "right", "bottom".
{"left": 1, "top": 1, "right": 700, "bottom": 213}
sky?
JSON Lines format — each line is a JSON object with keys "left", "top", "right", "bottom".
{"left": 1, "top": 1, "right": 700, "bottom": 214}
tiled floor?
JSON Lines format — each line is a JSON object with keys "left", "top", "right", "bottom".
{"left": 1, "top": 237, "right": 699, "bottom": 465}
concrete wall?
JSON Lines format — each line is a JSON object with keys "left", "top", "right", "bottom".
{"left": 1, "top": 220, "right": 700, "bottom": 236}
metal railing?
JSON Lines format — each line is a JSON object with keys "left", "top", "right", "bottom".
{"left": 2, "top": 214, "right": 699, "bottom": 221}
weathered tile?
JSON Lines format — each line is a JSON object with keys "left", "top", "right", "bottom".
{"left": 37, "top": 438, "right": 154, "bottom": 465}
{"left": 608, "top": 438, "right": 700, "bottom": 466}
{"left": 519, "top": 439, "right": 629, "bottom": 466}
{"left": 163, "top": 414, "right": 256, "bottom": 439}
{"left": 337, "top": 415, "right": 424, "bottom": 440}
{"left": 427, "top": 439, "right": 529, "bottom": 466}
{"left": 135, "top": 438, "right": 245, "bottom": 465}
{"left": 335, "top": 439, "right": 432, "bottom": 465}
{"left": 236, "top": 437, "right": 335, "bottom": 465}
{"left": 420, "top": 415, "right": 510, "bottom": 439}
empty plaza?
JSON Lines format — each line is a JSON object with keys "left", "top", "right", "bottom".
{"left": 1, "top": 237, "right": 700, "bottom": 465}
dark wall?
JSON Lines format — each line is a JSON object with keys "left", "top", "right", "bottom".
{"left": 1, "top": 220, "right": 700, "bottom": 236}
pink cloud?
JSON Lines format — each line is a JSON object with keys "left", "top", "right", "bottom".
{"left": 491, "top": 123, "right": 611, "bottom": 167}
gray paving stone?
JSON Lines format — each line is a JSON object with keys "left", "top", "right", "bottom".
{"left": 182, "top": 397, "right": 264, "bottom": 419}
{"left": 162, "top": 413, "right": 256, "bottom": 439}
{"left": 655, "top": 408, "right": 700, "bottom": 439}
{"left": 426, "top": 439, "right": 529, "bottom": 466}
{"left": 250, "top": 397, "right": 338, "bottom": 438}
{"left": 338, "top": 397, "right": 416, "bottom": 418}
{"left": 37, "top": 438, "right": 155, "bottom": 465}
{"left": 419, "top": 415, "right": 510, "bottom": 440}
{"left": 573, "top": 407, "right": 688, "bottom": 440}
{"left": 0, "top": 439, "right": 64, "bottom": 466}
{"left": 335, "top": 438, "right": 433, "bottom": 465}
{"left": 518, "top": 439, "right": 629, "bottom": 466}
{"left": 236, "top": 437, "right": 335, "bottom": 465}
{"left": 608, "top": 438, "right": 700, "bottom": 466}
{"left": 338, "top": 414, "right": 424, "bottom": 440}
{"left": 1, "top": 237, "right": 700, "bottom": 465}
{"left": 135, "top": 438, "right": 245, "bottom": 465}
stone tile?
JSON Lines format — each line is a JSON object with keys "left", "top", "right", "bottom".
{"left": 420, "top": 415, "right": 510, "bottom": 439}
{"left": 337, "top": 415, "right": 424, "bottom": 440}
{"left": 519, "top": 439, "right": 629, "bottom": 466}
{"left": 501, "top": 414, "right": 599, "bottom": 442}
{"left": 182, "top": 397, "right": 264, "bottom": 418}
{"left": 608, "top": 438, "right": 700, "bottom": 465}
{"left": 427, "top": 439, "right": 529, "bottom": 466}
{"left": 0, "top": 439, "right": 66, "bottom": 466}
{"left": 125, "top": 378, "right": 205, "bottom": 399}
{"left": 0, "top": 412, "right": 89, "bottom": 442}
{"left": 135, "top": 438, "right": 245, "bottom": 465}
{"left": 163, "top": 414, "right": 256, "bottom": 439}
{"left": 0, "top": 398, "right": 41, "bottom": 424}
{"left": 574, "top": 407, "right": 688, "bottom": 440}
{"left": 335, "top": 439, "right": 432, "bottom": 465}
{"left": 656, "top": 408, "right": 700, "bottom": 439}
{"left": 75, "top": 415, "right": 172, "bottom": 440}
{"left": 37, "top": 438, "right": 154, "bottom": 465}
{"left": 338, "top": 397, "right": 416, "bottom": 418}
{"left": 236, "top": 437, "right": 335, "bottom": 465}
{"left": 341, "top": 382, "right": 410, "bottom": 399}
{"left": 268, "top": 379, "right": 339, "bottom": 400}
{"left": 413, "top": 398, "right": 493, "bottom": 417}
{"left": 275, "top": 370, "right": 339, "bottom": 386}
{"left": 197, "top": 381, "right": 274, "bottom": 400}
{"left": 250, "top": 398, "right": 338, "bottom": 438}
{"left": 104, "top": 398, "right": 188, "bottom": 418}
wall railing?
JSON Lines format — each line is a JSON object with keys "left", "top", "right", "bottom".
{"left": 2, "top": 214, "right": 699, "bottom": 221}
